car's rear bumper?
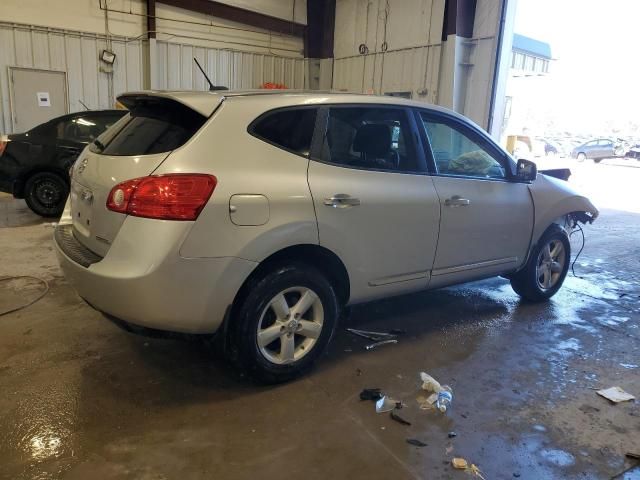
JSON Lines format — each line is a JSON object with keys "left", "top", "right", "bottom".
{"left": 54, "top": 219, "right": 257, "bottom": 334}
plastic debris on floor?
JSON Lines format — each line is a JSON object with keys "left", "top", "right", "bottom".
{"left": 452, "top": 458, "right": 485, "bottom": 479}
{"left": 418, "top": 372, "right": 454, "bottom": 413}
{"left": 596, "top": 386, "right": 636, "bottom": 403}
{"left": 375, "top": 396, "right": 402, "bottom": 413}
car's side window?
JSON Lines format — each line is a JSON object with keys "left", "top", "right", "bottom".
{"left": 250, "top": 108, "right": 317, "bottom": 156}
{"left": 57, "top": 116, "right": 109, "bottom": 143}
{"left": 319, "top": 106, "right": 419, "bottom": 173}
{"left": 418, "top": 113, "right": 506, "bottom": 180}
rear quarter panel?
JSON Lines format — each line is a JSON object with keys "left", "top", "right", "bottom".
{"left": 165, "top": 97, "right": 319, "bottom": 261}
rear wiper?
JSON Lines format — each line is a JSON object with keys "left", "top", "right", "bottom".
{"left": 93, "top": 139, "right": 105, "bottom": 152}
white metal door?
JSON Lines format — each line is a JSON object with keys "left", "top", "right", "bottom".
{"left": 9, "top": 67, "right": 68, "bottom": 133}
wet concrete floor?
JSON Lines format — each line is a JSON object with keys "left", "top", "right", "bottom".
{"left": 1, "top": 161, "right": 639, "bottom": 479}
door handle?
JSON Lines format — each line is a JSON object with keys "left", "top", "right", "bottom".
{"left": 323, "top": 194, "right": 361, "bottom": 208}
{"left": 444, "top": 195, "right": 470, "bottom": 207}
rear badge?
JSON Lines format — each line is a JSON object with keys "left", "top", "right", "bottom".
{"left": 81, "top": 189, "right": 93, "bottom": 203}
{"left": 77, "top": 157, "right": 89, "bottom": 174}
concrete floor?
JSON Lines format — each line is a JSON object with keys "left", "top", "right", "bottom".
{"left": 1, "top": 159, "right": 639, "bottom": 480}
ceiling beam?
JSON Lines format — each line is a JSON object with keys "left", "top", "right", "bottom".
{"left": 147, "top": 0, "right": 156, "bottom": 39}
{"left": 157, "top": 0, "right": 306, "bottom": 37}
{"left": 442, "top": 0, "right": 477, "bottom": 40}
{"left": 306, "top": 0, "right": 335, "bottom": 58}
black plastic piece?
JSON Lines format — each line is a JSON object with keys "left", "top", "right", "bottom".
{"left": 54, "top": 224, "right": 103, "bottom": 268}
{"left": 390, "top": 409, "right": 411, "bottom": 426}
{"left": 359, "top": 388, "right": 383, "bottom": 401}
{"left": 406, "top": 438, "right": 427, "bottom": 447}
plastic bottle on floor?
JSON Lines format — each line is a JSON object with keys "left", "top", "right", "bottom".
{"left": 436, "top": 385, "right": 453, "bottom": 413}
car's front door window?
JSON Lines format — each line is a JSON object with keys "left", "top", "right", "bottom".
{"left": 418, "top": 113, "right": 506, "bottom": 179}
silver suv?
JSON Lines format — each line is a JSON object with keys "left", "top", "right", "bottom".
{"left": 55, "top": 90, "right": 598, "bottom": 382}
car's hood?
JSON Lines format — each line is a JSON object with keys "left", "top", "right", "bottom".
{"left": 528, "top": 173, "right": 598, "bottom": 243}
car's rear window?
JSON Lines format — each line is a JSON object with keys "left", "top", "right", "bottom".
{"left": 91, "top": 98, "right": 207, "bottom": 156}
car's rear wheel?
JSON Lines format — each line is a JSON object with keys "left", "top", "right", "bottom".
{"left": 510, "top": 225, "right": 571, "bottom": 302}
{"left": 228, "top": 263, "right": 338, "bottom": 383}
{"left": 24, "top": 172, "right": 68, "bottom": 217}
{"left": 594, "top": 158, "right": 602, "bottom": 163}
{"left": 577, "top": 152, "right": 587, "bottom": 162}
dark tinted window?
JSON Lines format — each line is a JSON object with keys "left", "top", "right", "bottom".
{"left": 320, "top": 107, "right": 418, "bottom": 172}
{"left": 251, "top": 108, "right": 317, "bottom": 156}
{"left": 92, "top": 99, "right": 206, "bottom": 156}
{"left": 57, "top": 114, "right": 123, "bottom": 142}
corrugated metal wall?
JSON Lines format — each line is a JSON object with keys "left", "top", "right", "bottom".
{"left": 0, "top": 23, "right": 144, "bottom": 134}
{"left": 0, "top": 24, "right": 307, "bottom": 135}
{"left": 154, "top": 40, "right": 306, "bottom": 91}
{"left": 331, "top": 0, "right": 444, "bottom": 104}
{"left": 332, "top": 45, "right": 441, "bottom": 104}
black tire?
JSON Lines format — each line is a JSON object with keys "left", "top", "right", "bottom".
{"left": 510, "top": 225, "right": 571, "bottom": 302}
{"left": 594, "top": 158, "right": 602, "bottom": 164}
{"left": 577, "top": 152, "right": 587, "bottom": 162}
{"left": 228, "top": 263, "right": 339, "bottom": 383}
{"left": 24, "top": 172, "right": 68, "bottom": 217}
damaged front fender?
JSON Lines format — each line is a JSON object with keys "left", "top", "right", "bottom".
{"left": 529, "top": 173, "right": 599, "bottom": 244}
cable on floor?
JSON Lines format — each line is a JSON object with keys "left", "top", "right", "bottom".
{"left": 0, "top": 276, "right": 50, "bottom": 317}
{"left": 569, "top": 222, "right": 585, "bottom": 278}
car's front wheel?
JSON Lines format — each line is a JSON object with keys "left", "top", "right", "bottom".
{"left": 24, "top": 172, "right": 68, "bottom": 217}
{"left": 577, "top": 152, "right": 587, "bottom": 162}
{"left": 228, "top": 263, "right": 338, "bottom": 383}
{"left": 510, "top": 225, "right": 571, "bottom": 302}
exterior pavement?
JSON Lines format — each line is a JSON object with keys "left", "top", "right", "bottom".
{"left": 0, "top": 158, "right": 639, "bottom": 479}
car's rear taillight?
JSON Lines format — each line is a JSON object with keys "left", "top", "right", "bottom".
{"left": 0, "top": 137, "right": 9, "bottom": 157}
{"left": 106, "top": 174, "right": 217, "bottom": 220}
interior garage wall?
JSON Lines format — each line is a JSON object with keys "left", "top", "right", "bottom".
{"left": 331, "top": 0, "right": 505, "bottom": 132}
{"left": 0, "top": 0, "right": 306, "bottom": 134}
{"left": 332, "top": 0, "right": 445, "bottom": 105}
{"left": 154, "top": 41, "right": 306, "bottom": 90}
{"left": 0, "top": 23, "right": 144, "bottom": 135}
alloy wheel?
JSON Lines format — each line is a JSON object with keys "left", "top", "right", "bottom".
{"left": 256, "top": 287, "right": 324, "bottom": 365}
{"left": 536, "top": 239, "right": 566, "bottom": 290}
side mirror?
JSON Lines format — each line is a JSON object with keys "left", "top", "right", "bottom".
{"left": 516, "top": 159, "right": 537, "bottom": 182}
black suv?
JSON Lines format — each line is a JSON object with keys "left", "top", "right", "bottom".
{"left": 0, "top": 110, "right": 126, "bottom": 216}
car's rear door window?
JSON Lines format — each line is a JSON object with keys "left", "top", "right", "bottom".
{"left": 318, "top": 106, "right": 420, "bottom": 173}
{"left": 249, "top": 108, "right": 317, "bottom": 156}
{"left": 91, "top": 99, "right": 206, "bottom": 156}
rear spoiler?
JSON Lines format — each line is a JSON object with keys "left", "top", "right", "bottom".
{"left": 540, "top": 168, "right": 571, "bottom": 181}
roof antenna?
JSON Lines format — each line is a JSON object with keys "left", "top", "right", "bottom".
{"left": 79, "top": 100, "right": 90, "bottom": 110}
{"left": 193, "top": 57, "right": 228, "bottom": 91}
